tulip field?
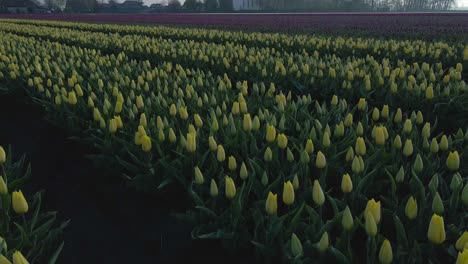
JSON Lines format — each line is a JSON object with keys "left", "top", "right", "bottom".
{"left": 0, "top": 16, "right": 467, "bottom": 263}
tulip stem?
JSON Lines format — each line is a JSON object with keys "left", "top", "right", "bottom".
{"left": 366, "top": 236, "right": 376, "bottom": 264}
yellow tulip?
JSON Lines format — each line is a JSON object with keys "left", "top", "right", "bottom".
{"left": 217, "top": 145, "right": 225, "bottom": 162}
{"left": 315, "top": 151, "right": 326, "bottom": 169}
{"left": 186, "top": 132, "right": 196, "bottom": 153}
{"left": 210, "top": 179, "right": 218, "bottom": 197}
{"left": 282, "top": 181, "right": 295, "bottom": 205}
{"left": 358, "top": 98, "right": 367, "bottom": 111}
{"left": 266, "top": 125, "right": 276, "bottom": 142}
{"left": 0, "top": 146, "right": 5, "bottom": 165}
{"left": 317, "top": 232, "right": 329, "bottom": 252}
{"left": 68, "top": 91, "right": 77, "bottom": 105}
{"left": 136, "top": 95, "right": 144, "bottom": 109}
{"left": 265, "top": 192, "right": 277, "bottom": 215}
{"left": 243, "top": 114, "right": 252, "bottom": 132}
{"left": 426, "top": 85, "right": 434, "bottom": 99}
{"left": 313, "top": 180, "right": 325, "bottom": 206}
{"left": 305, "top": 139, "right": 314, "bottom": 154}
{"left": 394, "top": 108, "right": 402, "bottom": 123}
{"left": 379, "top": 239, "right": 393, "bottom": 264}
{"left": 446, "top": 151, "right": 460, "bottom": 171}
{"left": 0, "top": 255, "right": 11, "bottom": 264}
{"left": 456, "top": 232, "right": 468, "bottom": 251}
{"left": 341, "top": 173, "right": 353, "bottom": 193}
{"left": 457, "top": 249, "right": 468, "bottom": 264}
{"left": 365, "top": 199, "right": 381, "bottom": 224}
{"left": 169, "top": 104, "right": 177, "bottom": 116}
{"left": 12, "top": 191, "right": 28, "bottom": 214}
{"left": 208, "top": 136, "right": 217, "bottom": 151}
{"left": 277, "top": 133, "right": 288, "bottom": 149}
{"left": 354, "top": 137, "right": 367, "bottom": 156}
{"left": 12, "top": 251, "right": 29, "bottom": 264}
{"left": 342, "top": 206, "right": 354, "bottom": 231}
{"left": 168, "top": 128, "right": 177, "bottom": 143}
{"left": 225, "top": 176, "right": 236, "bottom": 200}
{"left": 375, "top": 127, "right": 386, "bottom": 145}
{"left": 291, "top": 233, "right": 303, "bottom": 257}
{"left": 194, "top": 114, "right": 203, "bottom": 128}
{"left": 372, "top": 107, "right": 380, "bottom": 121}
{"left": 381, "top": 105, "right": 389, "bottom": 119}
{"left": 239, "top": 162, "right": 248, "bottom": 180}
{"left": 264, "top": 147, "right": 273, "bottom": 162}
{"left": 179, "top": 107, "right": 188, "bottom": 120}
{"left": 405, "top": 196, "right": 418, "bottom": 220}
{"left": 228, "top": 156, "right": 237, "bottom": 171}
{"left": 194, "top": 167, "right": 204, "bottom": 185}
{"left": 440, "top": 135, "right": 449, "bottom": 151}
{"left": 403, "top": 139, "right": 413, "bottom": 157}
{"left": 141, "top": 135, "right": 152, "bottom": 152}
{"left": 427, "top": 214, "right": 446, "bottom": 244}
{"left": 365, "top": 212, "right": 378, "bottom": 237}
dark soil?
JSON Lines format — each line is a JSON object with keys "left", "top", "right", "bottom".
{"left": 0, "top": 93, "right": 254, "bottom": 263}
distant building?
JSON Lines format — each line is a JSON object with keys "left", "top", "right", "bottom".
{"left": 2, "top": 0, "right": 48, "bottom": 13}
{"left": 65, "top": 0, "right": 97, "bottom": 13}
{"left": 232, "top": 0, "right": 261, "bottom": 11}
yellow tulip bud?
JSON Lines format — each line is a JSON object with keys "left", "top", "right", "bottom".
{"left": 277, "top": 134, "right": 288, "bottom": 149}
{"left": 169, "top": 104, "right": 177, "bottom": 116}
{"left": 139, "top": 113, "right": 147, "bottom": 127}
{"left": 456, "top": 232, "right": 468, "bottom": 251}
{"left": 457, "top": 249, "right": 468, "bottom": 264}
{"left": 243, "top": 114, "right": 252, "bottom": 132}
{"left": 462, "top": 183, "right": 468, "bottom": 206}
{"left": 394, "top": 108, "right": 402, "bottom": 123}
{"left": 381, "top": 105, "right": 389, "bottom": 119}
{"left": 315, "top": 151, "right": 326, "bottom": 169}
{"left": 12, "top": 191, "right": 28, "bottom": 214}
{"left": 344, "top": 113, "right": 353, "bottom": 127}
{"left": 403, "top": 139, "right": 413, "bottom": 157}
{"left": 0, "top": 177, "right": 7, "bottom": 195}
{"left": 341, "top": 173, "right": 353, "bottom": 193}
{"left": 287, "top": 148, "right": 295, "bottom": 162}
{"left": 365, "top": 199, "right": 381, "bottom": 224}
{"left": 358, "top": 98, "right": 367, "bottom": 111}
{"left": 0, "top": 254, "right": 11, "bottom": 264}
{"left": 186, "top": 132, "right": 196, "bottom": 153}
{"left": 416, "top": 111, "right": 423, "bottom": 125}
{"left": 194, "top": 114, "right": 203, "bottom": 128}
{"left": 313, "top": 180, "right": 325, "bottom": 206}
{"left": 393, "top": 135, "right": 402, "bottom": 149}
{"left": 282, "top": 181, "right": 295, "bottom": 205}
{"left": 322, "top": 132, "right": 331, "bottom": 148}
{"left": 141, "top": 135, "right": 152, "bottom": 152}
{"left": 217, "top": 145, "right": 226, "bottom": 162}
{"left": 446, "top": 151, "right": 460, "bottom": 171}
{"left": 240, "top": 162, "right": 248, "bottom": 180}
{"left": 208, "top": 136, "right": 217, "bottom": 151}
{"left": 266, "top": 125, "right": 276, "bottom": 143}
{"left": 356, "top": 122, "right": 364, "bottom": 136}
{"left": 439, "top": 135, "right": 449, "bottom": 151}
{"left": 136, "top": 95, "right": 144, "bottom": 109}
{"left": 426, "top": 85, "right": 434, "bottom": 99}
{"left": 403, "top": 119, "right": 412, "bottom": 134}
{"left": 228, "top": 156, "right": 237, "bottom": 171}
{"left": 427, "top": 214, "right": 446, "bottom": 244}
{"left": 352, "top": 156, "right": 361, "bottom": 173}
{"left": 372, "top": 107, "right": 380, "bottom": 121}
{"left": 346, "top": 147, "right": 355, "bottom": 162}
{"left": 405, "top": 196, "right": 418, "bottom": 220}
{"left": 210, "top": 179, "right": 218, "bottom": 197}
{"left": 168, "top": 128, "right": 177, "bottom": 143}
{"left": 379, "top": 239, "right": 393, "bottom": 264}
{"left": 194, "top": 167, "right": 204, "bottom": 185}
{"left": 342, "top": 206, "right": 354, "bottom": 231}
{"left": 432, "top": 192, "right": 444, "bottom": 215}
{"left": 252, "top": 116, "right": 260, "bottom": 131}
{"left": 179, "top": 107, "right": 188, "bottom": 120}
{"left": 355, "top": 137, "right": 366, "bottom": 156}
{"left": 331, "top": 95, "right": 338, "bottom": 106}
{"left": 413, "top": 154, "right": 424, "bottom": 173}
{"left": 225, "top": 176, "right": 236, "bottom": 200}
{"left": 12, "top": 251, "right": 28, "bottom": 264}
{"left": 0, "top": 146, "right": 5, "bottom": 165}
{"left": 265, "top": 191, "right": 277, "bottom": 215}
{"left": 292, "top": 174, "right": 299, "bottom": 190}
{"left": 375, "top": 127, "right": 386, "bottom": 146}
{"left": 264, "top": 147, "right": 273, "bottom": 162}
{"left": 68, "top": 91, "right": 77, "bottom": 105}
{"left": 365, "top": 212, "right": 378, "bottom": 237}
{"left": 305, "top": 139, "right": 314, "bottom": 154}
{"left": 231, "top": 102, "right": 240, "bottom": 115}
{"left": 317, "top": 232, "right": 329, "bottom": 252}
{"left": 291, "top": 233, "right": 303, "bottom": 257}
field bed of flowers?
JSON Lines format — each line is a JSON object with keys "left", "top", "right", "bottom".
{"left": 0, "top": 18, "right": 467, "bottom": 263}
